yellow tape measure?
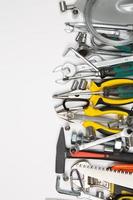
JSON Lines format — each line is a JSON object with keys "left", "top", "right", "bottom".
{"left": 117, "top": 196, "right": 133, "bottom": 200}
{"left": 110, "top": 184, "right": 133, "bottom": 200}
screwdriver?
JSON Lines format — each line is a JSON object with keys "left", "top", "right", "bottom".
{"left": 104, "top": 35, "right": 133, "bottom": 53}
{"left": 63, "top": 47, "right": 133, "bottom": 80}
{"left": 61, "top": 62, "right": 133, "bottom": 81}
{"left": 116, "top": 44, "right": 133, "bottom": 53}
{"left": 99, "top": 62, "right": 133, "bottom": 79}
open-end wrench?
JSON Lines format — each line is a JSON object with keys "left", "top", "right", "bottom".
{"left": 64, "top": 47, "right": 133, "bottom": 72}
{"left": 72, "top": 128, "right": 132, "bottom": 152}
{"left": 53, "top": 55, "right": 133, "bottom": 84}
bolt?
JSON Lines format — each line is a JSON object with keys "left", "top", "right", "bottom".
{"left": 76, "top": 32, "right": 87, "bottom": 44}
{"left": 72, "top": 8, "right": 79, "bottom": 15}
{"left": 107, "top": 196, "right": 114, "bottom": 200}
{"left": 71, "top": 132, "right": 77, "bottom": 144}
{"left": 115, "top": 140, "right": 122, "bottom": 150}
{"left": 63, "top": 173, "right": 69, "bottom": 182}
{"left": 65, "top": 124, "right": 70, "bottom": 131}
{"left": 59, "top": 1, "right": 76, "bottom": 13}
{"left": 71, "top": 132, "right": 89, "bottom": 145}
{"left": 86, "top": 126, "right": 96, "bottom": 140}
{"left": 96, "top": 191, "right": 104, "bottom": 199}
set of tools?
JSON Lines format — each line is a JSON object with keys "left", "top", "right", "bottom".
{"left": 52, "top": 1, "right": 133, "bottom": 200}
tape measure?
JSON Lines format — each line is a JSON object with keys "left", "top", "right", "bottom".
{"left": 111, "top": 185, "right": 133, "bottom": 200}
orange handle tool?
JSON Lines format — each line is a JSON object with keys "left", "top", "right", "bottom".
{"left": 111, "top": 164, "right": 133, "bottom": 173}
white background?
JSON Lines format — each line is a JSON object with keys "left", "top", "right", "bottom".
{"left": 0, "top": 0, "right": 133, "bottom": 199}
{"left": 0, "top": 0, "right": 71, "bottom": 199}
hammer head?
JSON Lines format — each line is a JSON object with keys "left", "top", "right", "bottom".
{"left": 55, "top": 127, "right": 66, "bottom": 174}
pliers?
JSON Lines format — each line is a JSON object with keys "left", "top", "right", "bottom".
{"left": 55, "top": 102, "right": 133, "bottom": 135}
{"left": 53, "top": 78, "right": 133, "bottom": 106}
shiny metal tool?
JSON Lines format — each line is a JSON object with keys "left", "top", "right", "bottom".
{"left": 65, "top": 22, "right": 133, "bottom": 32}
{"left": 53, "top": 56, "right": 133, "bottom": 84}
{"left": 71, "top": 128, "right": 132, "bottom": 152}
{"left": 72, "top": 165, "right": 133, "bottom": 189}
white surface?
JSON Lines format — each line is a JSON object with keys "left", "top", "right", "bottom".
{"left": 0, "top": 0, "right": 68, "bottom": 199}
{"left": 1, "top": 1, "right": 132, "bottom": 199}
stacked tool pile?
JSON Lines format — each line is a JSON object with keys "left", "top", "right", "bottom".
{"left": 53, "top": 1, "right": 133, "bottom": 200}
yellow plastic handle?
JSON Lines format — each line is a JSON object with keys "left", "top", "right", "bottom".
{"left": 89, "top": 79, "right": 133, "bottom": 92}
{"left": 88, "top": 79, "right": 133, "bottom": 106}
{"left": 83, "top": 106, "right": 129, "bottom": 134}
{"left": 83, "top": 121, "right": 120, "bottom": 134}
{"left": 90, "top": 95, "right": 133, "bottom": 106}
{"left": 84, "top": 106, "right": 129, "bottom": 117}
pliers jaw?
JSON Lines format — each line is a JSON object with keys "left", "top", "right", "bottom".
{"left": 54, "top": 104, "right": 75, "bottom": 122}
{"left": 53, "top": 90, "right": 75, "bottom": 99}
{"left": 53, "top": 90, "right": 90, "bottom": 99}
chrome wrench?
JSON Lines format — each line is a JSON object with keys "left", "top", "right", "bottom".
{"left": 72, "top": 128, "right": 132, "bottom": 151}
{"left": 65, "top": 22, "right": 133, "bottom": 32}
{"left": 53, "top": 55, "right": 133, "bottom": 83}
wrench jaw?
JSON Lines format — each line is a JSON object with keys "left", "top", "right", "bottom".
{"left": 53, "top": 63, "right": 77, "bottom": 84}
{"left": 53, "top": 59, "right": 99, "bottom": 84}
{"left": 64, "top": 47, "right": 100, "bottom": 73}
{"left": 53, "top": 63, "right": 100, "bottom": 84}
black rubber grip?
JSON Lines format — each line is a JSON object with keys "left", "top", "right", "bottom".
{"left": 107, "top": 152, "right": 133, "bottom": 163}
{"left": 99, "top": 67, "right": 115, "bottom": 78}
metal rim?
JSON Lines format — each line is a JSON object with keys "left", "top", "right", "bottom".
{"left": 84, "top": 0, "right": 133, "bottom": 46}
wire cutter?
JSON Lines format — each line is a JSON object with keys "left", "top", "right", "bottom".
{"left": 53, "top": 78, "right": 133, "bottom": 106}
{"left": 55, "top": 102, "right": 133, "bottom": 135}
